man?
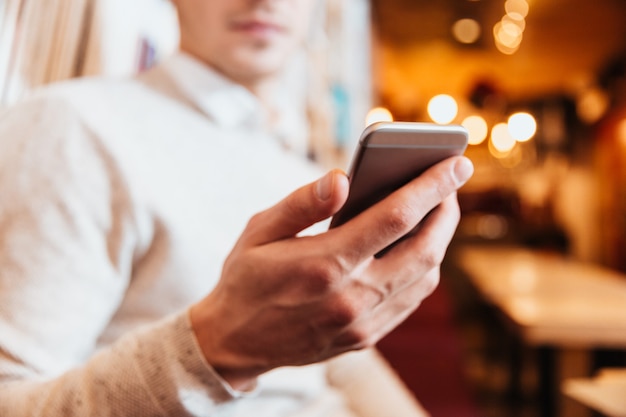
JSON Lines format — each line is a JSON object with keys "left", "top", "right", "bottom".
{"left": 0, "top": 0, "right": 473, "bottom": 416}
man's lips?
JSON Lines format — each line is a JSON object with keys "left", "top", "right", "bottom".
{"left": 230, "top": 19, "right": 286, "bottom": 36}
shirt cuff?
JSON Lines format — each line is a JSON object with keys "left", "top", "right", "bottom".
{"left": 180, "top": 308, "right": 259, "bottom": 398}
{"left": 130, "top": 308, "right": 258, "bottom": 415}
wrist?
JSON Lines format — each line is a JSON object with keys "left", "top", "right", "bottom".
{"left": 188, "top": 300, "right": 262, "bottom": 392}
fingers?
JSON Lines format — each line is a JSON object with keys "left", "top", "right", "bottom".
{"left": 329, "top": 194, "right": 462, "bottom": 352}
{"left": 368, "top": 193, "right": 460, "bottom": 294}
{"left": 332, "top": 156, "right": 473, "bottom": 265}
{"left": 327, "top": 194, "right": 458, "bottom": 337}
{"left": 240, "top": 170, "right": 350, "bottom": 246}
{"left": 331, "top": 267, "right": 442, "bottom": 352}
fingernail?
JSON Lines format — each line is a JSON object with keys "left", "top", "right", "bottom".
{"left": 453, "top": 157, "right": 474, "bottom": 185}
{"left": 316, "top": 171, "right": 334, "bottom": 201}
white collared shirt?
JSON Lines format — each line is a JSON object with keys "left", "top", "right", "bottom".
{"left": 163, "top": 52, "right": 266, "bottom": 130}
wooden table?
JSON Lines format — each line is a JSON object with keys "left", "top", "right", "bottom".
{"left": 563, "top": 368, "right": 626, "bottom": 417}
{"left": 455, "top": 245, "right": 626, "bottom": 416}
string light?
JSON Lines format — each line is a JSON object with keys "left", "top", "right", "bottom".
{"left": 494, "top": 0, "right": 529, "bottom": 55}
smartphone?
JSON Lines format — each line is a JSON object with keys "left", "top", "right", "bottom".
{"left": 329, "top": 121, "right": 468, "bottom": 230}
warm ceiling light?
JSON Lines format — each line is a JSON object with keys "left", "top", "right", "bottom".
{"left": 462, "top": 115, "right": 488, "bottom": 145}
{"left": 494, "top": 21, "right": 523, "bottom": 48}
{"left": 365, "top": 107, "right": 393, "bottom": 126}
{"left": 502, "top": 13, "right": 526, "bottom": 31}
{"left": 577, "top": 87, "right": 610, "bottom": 124}
{"left": 493, "top": 21, "right": 522, "bottom": 55}
{"left": 494, "top": 40, "right": 520, "bottom": 55}
{"left": 427, "top": 94, "right": 458, "bottom": 124}
{"left": 452, "top": 18, "right": 481, "bottom": 44}
{"left": 508, "top": 112, "right": 537, "bottom": 142}
{"left": 491, "top": 122, "right": 516, "bottom": 153}
{"left": 505, "top": 0, "right": 529, "bottom": 18}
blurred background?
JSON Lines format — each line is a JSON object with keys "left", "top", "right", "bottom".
{"left": 371, "top": 0, "right": 626, "bottom": 269}
{"left": 2, "top": 0, "right": 626, "bottom": 416}
{"left": 370, "top": 3, "right": 626, "bottom": 417}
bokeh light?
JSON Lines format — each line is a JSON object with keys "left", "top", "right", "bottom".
{"left": 491, "top": 122, "right": 517, "bottom": 153}
{"left": 494, "top": 21, "right": 523, "bottom": 49}
{"left": 508, "top": 112, "right": 537, "bottom": 142}
{"left": 462, "top": 115, "right": 489, "bottom": 145}
{"left": 494, "top": 0, "right": 528, "bottom": 55}
{"left": 452, "top": 18, "right": 481, "bottom": 44}
{"left": 505, "top": 0, "right": 529, "bottom": 18}
{"left": 502, "top": 13, "right": 526, "bottom": 31}
{"left": 365, "top": 107, "right": 393, "bottom": 126}
{"left": 577, "top": 87, "right": 610, "bottom": 124}
{"left": 427, "top": 94, "right": 458, "bottom": 124}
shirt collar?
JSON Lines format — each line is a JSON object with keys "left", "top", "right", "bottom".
{"left": 160, "top": 51, "right": 265, "bottom": 130}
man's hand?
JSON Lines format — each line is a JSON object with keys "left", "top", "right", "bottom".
{"left": 190, "top": 156, "right": 474, "bottom": 390}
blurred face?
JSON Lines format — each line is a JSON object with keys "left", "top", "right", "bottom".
{"left": 174, "top": 0, "right": 317, "bottom": 89}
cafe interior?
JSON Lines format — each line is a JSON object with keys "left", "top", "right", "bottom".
{"left": 368, "top": 0, "right": 626, "bottom": 416}
{"left": 1, "top": 0, "right": 626, "bottom": 416}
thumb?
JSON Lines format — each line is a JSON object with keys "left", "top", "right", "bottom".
{"left": 240, "top": 169, "right": 349, "bottom": 246}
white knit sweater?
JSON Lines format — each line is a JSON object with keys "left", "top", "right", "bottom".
{"left": 0, "top": 52, "right": 349, "bottom": 417}
{"left": 0, "top": 53, "right": 430, "bottom": 417}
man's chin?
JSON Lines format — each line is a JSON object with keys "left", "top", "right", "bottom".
{"left": 229, "top": 55, "right": 292, "bottom": 82}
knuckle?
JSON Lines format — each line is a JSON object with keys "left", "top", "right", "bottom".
{"left": 384, "top": 273, "right": 411, "bottom": 296}
{"left": 399, "top": 270, "right": 441, "bottom": 310}
{"left": 304, "top": 257, "right": 343, "bottom": 295}
{"left": 316, "top": 294, "right": 364, "bottom": 333}
{"left": 385, "top": 203, "right": 418, "bottom": 235}
{"left": 245, "top": 210, "right": 276, "bottom": 233}
{"left": 434, "top": 179, "right": 452, "bottom": 201}
{"left": 323, "top": 296, "right": 362, "bottom": 328}
{"left": 443, "top": 195, "right": 461, "bottom": 221}
{"left": 431, "top": 167, "right": 458, "bottom": 199}
{"left": 246, "top": 211, "right": 264, "bottom": 228}
{"left": 284, "top": 192, "right": 312, "bottom": 220}
{"left": 418, "top": 247, "right": 445, "bottom": 270}
{"left": 422, "top": 270, "right": 441, "bottom": 296}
